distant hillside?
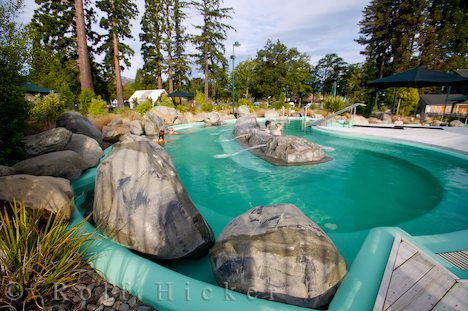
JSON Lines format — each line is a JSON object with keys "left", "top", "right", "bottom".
{"left": 122, "top": 76, "right": 134, "bottom": 84}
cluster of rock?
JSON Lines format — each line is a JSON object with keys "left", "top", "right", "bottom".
{"left": 209, "top": 204, "right": 347, "bottom": 309}
{"left": 102, "top": 106, "right": 229, "bottom": 142}
{"left": 0, "top": 112, "right": 105, "bottom": 217}
{"left": 232, "top": 116, "right": 326, "bottom": 165}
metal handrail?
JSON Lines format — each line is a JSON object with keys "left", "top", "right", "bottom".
{"left": 308, "top": 103, "right": 366, "bottom": 126}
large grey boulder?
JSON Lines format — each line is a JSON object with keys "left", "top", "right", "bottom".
{"left": 0, "top": 165, "right": 15, "bottom": 176}
{"left": 201, "top": 112, "right": 222, "bottom": 126}
{"left": 56, "top": 112, "right": 103, "bottom": 146}
{"left": 0, "top": 175, "right": 73, "bottom": 219}
{"left": 102, "top": 124, "right": 131, "bottom": 143}
{"left": 13, "top": 150, "right": 89, "bottom": 181}
{"left": 151, "top": 106, "right": 178, "bottom": 125}
{"left": 93, "top": 135, "right": 214, "bottom": 260}
{"left": 65, "top": 133, "right": 104, "bottom": 167}
{"left": 129, "top": 120, "right": 144, "bottom": 135}
{"left": 449, "top": 120, "right": 464, "bottom": 127}
{"left": 24, "top": 127, "right": 72, "bottom": 157}
{"left": 143, "top": 110, "right": 165, "bottom": 135}
{"left": 210, "top": 204, "right": 346, "bottom": 309}
{"left": 264, "top": 136, "right": 325, "bottom": 164}
{"left": 236, "top": 105, "right": 251, "bottom": 118}
{"left": 232, "top": 116, "right": 259, "bottom": 137}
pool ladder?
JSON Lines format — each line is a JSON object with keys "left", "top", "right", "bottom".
{"left": 307, "top": 103, "right": 366, "bottom": 128}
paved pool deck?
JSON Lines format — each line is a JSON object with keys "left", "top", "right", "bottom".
{"left": 316, "top": 125, "right": 468, "bottom": 155}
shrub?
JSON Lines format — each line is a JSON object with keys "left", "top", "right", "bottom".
{"left": 238, "top": 98, "right": 251, "bottom": 107}
{"left": 158, "top": 93, "right": 174, "bottom": 108}
{"left": 323, "top": 95, "right": 348, "bottom": 112}
{"left": 176, "top": 104, "right": 188, "bottom": 113}
{"left": 398, "top": 88, "right": 419, "bottom": 116}
{"left": 58, "top": 83, "right": 76, "bottom": 111}
{"left": 87, "top": 97, "right": 107, "bottom": 116}
{"left": 135, "top": 99, "right": 153, "bottom": 114}
{"left": 201, "top": 102, "right": 213, "bottom": 112}
{"left": 194, "top": 91, "right": 205, "bottom": 106}
{"left": 30, "top": 92, "right": 65, "bottom": 122}
{"left": 78, "top": 89, "right": 95, "bottom": 115}
{"left": 0, "top": 201, "right": 92, "bottom": 309}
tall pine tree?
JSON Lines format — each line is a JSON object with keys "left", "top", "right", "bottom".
{"left": 97, "top": 0, "right": 138, "bottom": 106}
{"left": 173, "top": 0, "right": 190, "bottom": 89}
{"left": 140, "top": 0, "right": 164, "bottom": 89}
{"left": 191, "top": 0, "right": 233, "bottom": 103}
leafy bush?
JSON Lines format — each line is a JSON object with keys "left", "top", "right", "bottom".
{"left": 87, "top": 97, "right": 107, "bottom": 116}
{"left": 30, "top": 92, "right": 65, "bottom": 122}
{"left": 78, "top": 89, "right": 95, "bottom": 115}
{"left": 194, "top": 91, "right": 205, "bottom": 106}
{"left": 176, "top": 104, "right": 188, "bottom": 113}
{"left": 201, "top": 102, "right": 213, "bottom": 112}
{"left": 135, "top": 99, "right": 153, "bottom": 114}
{"left": 158, "top": 93, "right": 174, "bottom": 108}
{"left": 58, "top": 83, "right": 76, "bottom": 111}
{"left": 0, "top": 201, "right": 92, "bottom": 309}
{"left": 323, "top": 95, "right": 348, "bottom": 112}
{"left": 238, "top": 98, "right": 251, "bottom": 107}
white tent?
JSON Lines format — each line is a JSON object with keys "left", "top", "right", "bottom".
{"left": 128, "top": 89, "right": 166, "bottom": 108}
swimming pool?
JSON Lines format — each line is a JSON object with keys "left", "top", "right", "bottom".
{"left": 72, "top": 119, "right": 468, "bottom": 310}
{"left": 161, "top": 120, "right": 467, "bottom": 265}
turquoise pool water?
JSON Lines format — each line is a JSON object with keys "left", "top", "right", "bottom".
{"left": 160, "top": 120, "right": 468, "bottom": 282}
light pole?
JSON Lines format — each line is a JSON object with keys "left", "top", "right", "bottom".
{"left": 231, "top": 41, "right": 240, "bottom": 115}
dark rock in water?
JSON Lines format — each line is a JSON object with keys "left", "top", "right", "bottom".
{"left": 56, "top": 112, "right": 103, "bottom": 147}
{"left": 232, "top": 117, "right": 326, "bottom": 165}
{"left": 209, "top": 204, "right": 347, "bottom": 309}
{"left": 0, "top": 174, "right": 73, "bottom": 219}
{"left": 264, "top": 135, "right": 325, "bottom": 164}
{"left": 93, "top": 135, "right": 214, "bottom": 260}
{"left": 65, "top": 133, "right": 104, "bottom": 167}
{"left": 232, "top": 116, "right": 259, "bottom": 137}
{"left": 24, "top": 127, "right": 72, "bottom": 157}
{"left": 13, "top": 150, "right": 89, "bottom": 180}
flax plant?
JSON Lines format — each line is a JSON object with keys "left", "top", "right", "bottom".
{"left": 0, "top": 201, "right": 93, "bottom": 310}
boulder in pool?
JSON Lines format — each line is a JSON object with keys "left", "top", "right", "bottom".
{"left": 65, "top": 133, "right": 104, "bottom": 167}
{"left": 209, "top": 204, "right": 346, "bottom": 309}
{"left": 264, "top": 135, "right": 325, "bottom": 164}
{"left": 236, "top": 105, "right": 251, "bottom": 118}
{"left": 232, "top": 116, "right": 259, "bottom": 137}
{"left": 93, "top": 135, "right": 214, "bottom": 260}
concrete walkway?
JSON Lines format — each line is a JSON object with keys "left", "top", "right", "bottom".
{"left": 315, "top": 125, "right": 468, "bottom": 155}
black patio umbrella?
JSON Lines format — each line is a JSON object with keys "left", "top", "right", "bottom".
{"left": 367, "top": 67, "right": 468, "bottom": 89}
{"left": 168, "top": 90, "right": 194, "bottom": 105}
{"left": 449, "top": 95, "right": 468, "bottom": 102}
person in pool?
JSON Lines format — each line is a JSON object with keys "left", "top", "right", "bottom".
{"left": 154, "top": 129, "right": 165, "bottom": 144}
{"left": 264, "top": 120, "right": 272, "bottom": 134}
{"left": 273, "top": 123, "right": 283, "bottom": 136}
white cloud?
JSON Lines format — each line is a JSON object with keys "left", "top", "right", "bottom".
{"left": 20, "top": 0, "right": 370, "bottom": 78}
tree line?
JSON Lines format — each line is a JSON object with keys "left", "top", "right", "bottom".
{"left": 24, "top": 0, "right": 468, "bottom": 109}
{"left": 29, "top": 0, "right": 234, "bottom": 108}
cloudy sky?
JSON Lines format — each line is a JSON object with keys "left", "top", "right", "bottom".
{"left": 20, "top": 0, "right": 370, "bottom": 79}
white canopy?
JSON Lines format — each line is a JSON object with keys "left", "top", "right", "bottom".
{"left": 128, "top": 89, "right": 166, "bottom": 108}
